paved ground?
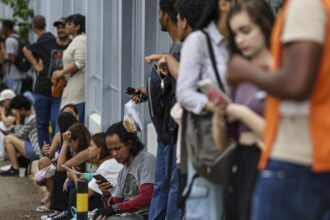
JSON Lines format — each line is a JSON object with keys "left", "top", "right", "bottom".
{"left": 0, "top": 161, "right": 45, "bottom": 220}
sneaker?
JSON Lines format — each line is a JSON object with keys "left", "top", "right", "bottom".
{"left": 41, "top": 210, "right": 60, "bottom": 220}
{"left": 0, "top": 167, "right": 18, "bottom": 176}
{"left": 51, "top": 211, "right": 68, "bottom": 220}
{"left": 0, "top": 164, "right": 11, "bottom": 172}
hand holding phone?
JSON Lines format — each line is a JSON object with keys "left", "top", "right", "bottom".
{"left": 93, "top": 174, "right": 109, "bottom": 184}
{"left": 198, "top": 79, "right": 231, "bottom": 107}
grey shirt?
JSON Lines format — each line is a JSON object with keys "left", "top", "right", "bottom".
{"left": 4, "top": 34, "right": 22, "bottom": 80}
{"left": 176, "top": 21, "right": 229, "bottom": 114}
{"left": 112, "top": 151, "right": 156, "bottom": 201}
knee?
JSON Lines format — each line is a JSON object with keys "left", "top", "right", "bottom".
{"left": 4, "top": 134, "right": 14, "bottom": 146}
{"left": 38, "top": 157, "right": 51, "bottom": 170}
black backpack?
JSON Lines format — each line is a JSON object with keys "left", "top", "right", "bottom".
{"left": 10, "top": 36, "right": 31, "bottom": 72}
{"left": 146, "top": 56, "right": 179, "bottom": 145}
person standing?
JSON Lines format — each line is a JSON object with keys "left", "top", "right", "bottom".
{"left": 176, "top": 0, "right": 232, "bottom": 219}
{"left": 1, "top": 20, "right": 23, "bottom": 94}
{"left": 23, "top": 15, "right": 70, "bottom": 148}
{"left": 228, "top": 0, "right": 330, "bottom": 219}
{"left": 52, "top": 14, "right": 86, "bottom": 123}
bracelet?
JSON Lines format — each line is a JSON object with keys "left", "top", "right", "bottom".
{"left": 112, "top": 204, "right": 121, "bottom": 213}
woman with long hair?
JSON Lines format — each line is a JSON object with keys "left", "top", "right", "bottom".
{"left": 176, "top": 0, "right": 232, "bottom": 219}
{"left": 224, "top": 1, "right": 275, "bottom": 220}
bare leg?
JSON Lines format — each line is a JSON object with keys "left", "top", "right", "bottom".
{"left": 43, "top": 178, "right": 54, "bottom": 204}
{"left": 4, "top": 134, "right": 25, "bottom": 169}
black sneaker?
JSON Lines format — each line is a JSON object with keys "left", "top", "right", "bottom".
{"left": 51, "top": 211, "right": 68, "bottom": 220}
{"left": 0, "top": 167, "right": 18, "bottom": 176}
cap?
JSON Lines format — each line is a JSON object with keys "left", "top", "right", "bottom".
{"left": 53, "top": 17, "right": 66, "bottom": 27}
{"left": 0, "top": 89, "right": 15, "bottom": 102}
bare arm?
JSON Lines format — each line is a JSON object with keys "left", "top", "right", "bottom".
{"left": 47, "top": 132, "right": 61, "bottom": 158}
{"left": 229, "top": 42, "right": 322, "bottom": 100}
{"left": 0, "top": 108, "right": 15, "bottom": 127}
{"left": 22, "top": 47, "right": 43, "bottom": 72}
{"left": 158, "top": 54, "right": 179, "bottom": 80}
{"left": 226, "top": 104, "right": 265, "bottom": 139}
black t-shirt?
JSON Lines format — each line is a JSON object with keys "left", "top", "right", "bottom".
{"left": 27, "top": 32, "right": 70, "bottom": 97}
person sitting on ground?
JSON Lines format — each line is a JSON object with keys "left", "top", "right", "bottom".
{"left": 93, "top": 121, "right": 156, "bottom": 220}
{"left": 0, "top": 95, "right": 40, "bottom": 176}
{"left": 0, "top": 89, "right": 15, "bottom": 160}
{"left": 41, "top": 103, "right": 79, "bottom": 160}
{"left": 43, "top": 123, "right": 93, "bottom": 219}
{"left": 35, "top": 112, "right": 78, "bottom": 212}
{"left": 66, "top": 132, "right": 123, "bottom": 219}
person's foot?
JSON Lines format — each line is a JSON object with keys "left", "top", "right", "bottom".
{"left": 0, "top": 164, "right": 12, "bottom": 172}
{"left": 0, "top": 167, "right": 19, "bottom": 176}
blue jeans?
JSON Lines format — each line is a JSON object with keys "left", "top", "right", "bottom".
{"left": 251, "top": 160, "right": 330, "bottom": 220}
{"left": 185, "top": 161, "right": 224, "bottom": 220}
{"left": 149, "top": 140, "right": 183, "bottom": 220}
{"left": 75, "top": 102, "right": 85, "bottom": 124}
{"left": 5, "top": 79, "right": 21, "bottom": 94}
{"left": 34, "top": 93, "right": 61, "bottom": 147}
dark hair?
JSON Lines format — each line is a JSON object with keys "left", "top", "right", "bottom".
{"left": 68, "top": 123, "right": 91, "bottom": 153}
{"left": 91, "top": 133, "right": 110, "bottom": 165}
{"left": 61, "top": 103, "right": 78, "bottom": 115}
{"left": 2, "top": 20, "right": 14, "bottom": 31}
{"left": 227, "top": 0, "right": 275, "bottom": 55}
{"left": 105, "top": 121, "right": 144, "bottom": 157}
{"left": 57, "top": 112, "right": 78, "bottom": 134}
{"left": 176, "top": 0, "right": 206, "bottom": 29}
{"left": 66, "top": 14, "right": 85, "bottom": 34}
{"left": 10, "top": 95, "right": 31, "bottom": 111}
{"left": 32, "top": 15, "right": 46, "bottom": 30}
{"left": 160, "top": 0, "right": 178, "bottom": 23}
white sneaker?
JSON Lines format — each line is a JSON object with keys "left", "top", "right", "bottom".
{"left": 0, "top": 164, "right": 11, "bottom": 172}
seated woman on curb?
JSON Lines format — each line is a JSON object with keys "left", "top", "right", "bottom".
{"left": 0, "top": 95, "right": 40, "bottom": 176}
{"left": 35, "top": 111, "right": 78, "bottom": 212}
{"left": 93, "top": 121, "right": 156, "bottom": 220}
{"left": 66, "top": 132, "right": 123, "bottom": 219}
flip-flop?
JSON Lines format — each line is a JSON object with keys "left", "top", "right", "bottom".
{"left": 40, "top": 197, "right": 49, "bottom": 205}
{"left": 36, "top": 205, "right": 52, "bottom": 212}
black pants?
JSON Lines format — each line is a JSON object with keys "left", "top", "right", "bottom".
{"left": 50, "top": 171, "right": 69, "bottom": 211}
{"left": 224, "top": 143, "right": 261, "bottom": 220}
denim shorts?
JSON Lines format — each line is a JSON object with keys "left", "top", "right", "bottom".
{"left": 24, "top": 140, "right": 40, "bottom": 160}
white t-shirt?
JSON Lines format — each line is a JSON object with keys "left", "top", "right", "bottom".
{"left": 4, "top": 34, "right": 22, "bottom": 80}
{"left": 271, "top": 0, "right": 327, "bottom": 166}
{"left": 88, "top": 158, "right": 123, "bottom": 195}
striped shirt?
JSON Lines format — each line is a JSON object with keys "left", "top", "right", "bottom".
{"left": 176, "top": 21, "right": 229, "bottom": 114}
{"left": 15, "top": 114, "right": 40, "bottom": 157}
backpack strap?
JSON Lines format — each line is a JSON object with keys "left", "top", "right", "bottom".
{"left": 201, "top": 30, "right": 226, "bottom": 93}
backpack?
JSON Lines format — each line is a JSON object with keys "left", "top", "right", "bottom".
{"left": 10, "top": 36, "right": 31, "bottom": 72}
{"left": 146, "top": 54, "right": 180, "bottom": 145}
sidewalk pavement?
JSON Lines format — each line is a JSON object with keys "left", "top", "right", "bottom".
{"left": 0, "top": 161, "right": 44, "bottom": 220}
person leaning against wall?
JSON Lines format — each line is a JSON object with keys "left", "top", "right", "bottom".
{"left": 52, "top": 14, "right": 86, "bottom": 124}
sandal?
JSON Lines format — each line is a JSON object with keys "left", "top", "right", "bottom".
{"left": 36, "top": 204, "right": 52, "bottom": 212}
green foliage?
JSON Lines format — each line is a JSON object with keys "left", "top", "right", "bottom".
{"left": 1, "top": 0, "right": 34, "bottom": 42}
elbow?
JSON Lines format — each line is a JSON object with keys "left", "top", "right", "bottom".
{"left": 284, "top": 84, "right": 312, "bottom": 101}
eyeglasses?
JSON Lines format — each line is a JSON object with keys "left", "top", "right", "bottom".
{"left": 108, "top": 146, "right": 122, "bottom": 153}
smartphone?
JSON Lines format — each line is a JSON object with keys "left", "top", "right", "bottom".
{"left": 93, "top": 174, "right": 109, "bottom": 184}
{"left": 198, "top": 79, "right": 231, "bottom": 107}
{"left": 61, "top": 164, "right": 81, "bottom": 175}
